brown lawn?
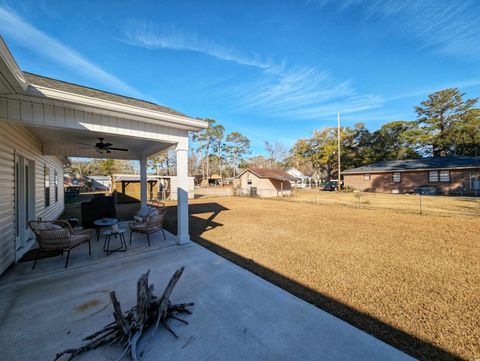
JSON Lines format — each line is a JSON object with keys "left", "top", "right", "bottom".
{"left": 289, "top": 189, "right": 480, "bottom": 217}
{"left": 166, "top": 196, "right": 480, "bottom": 361}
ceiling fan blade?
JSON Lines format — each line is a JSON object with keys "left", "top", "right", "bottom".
{"left": 107, "top": 147, "right": 129, "bottom": 152}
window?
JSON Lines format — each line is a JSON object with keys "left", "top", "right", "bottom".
{"left": 392, "top": 172, "right": 401, "bottom": 183}
{"left": 44, "top": 165, "right": 50, "bottom": 207}
{"left": 247, "top": 179, "right": 252, "bottom": 185}
{"left": 364, "top": 174, "right": 371, "bottom": 180}
{"left": 54, "top": 170, "right": 58, "bottom": 202}
{"left": 439, "top": 170, "right": 450, "bottom": 182}
{"left": 429, "top": 171, "right": 439, "bottom": 182}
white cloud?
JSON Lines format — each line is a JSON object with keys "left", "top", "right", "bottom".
{"left": 0, "top": 6, "right": 143, "bottom": 98}
{"left": 123, "top": 20, "right": 284, "bottom": 74}
{"left": 311, "top": 0, "right": 480, "bottom": 59}
{"left": 124, "top": 21, "right": 383, "bottom": 120}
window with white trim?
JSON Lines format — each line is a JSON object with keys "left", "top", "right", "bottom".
{"left": 44, "top": 165, "right": 50, "bottom": 207}
{"left": 364, "top": 173, "right": 370, "bottom": 180}
{"left": 428, "top": 170, "right": 439, "bottom": 182}
{"left": 247, "top": 179, "right": 252, "bottom": 185}
{"left": 439, "top": 170, "right": 450, "bottom": 182}
{"left": 392, "top": 172, "right": 401, "bottom": 183}
{"left": 54, "top": 170, "right": 58, "bottom": 202}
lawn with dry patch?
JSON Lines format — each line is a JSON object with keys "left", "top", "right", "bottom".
{"left": 166, "top": 196, "right": 480, "bottom": 361}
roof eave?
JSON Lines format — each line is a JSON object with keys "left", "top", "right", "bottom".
{"left": 343, "top": 165, "right": 480, "bottom": 175}
{"left": 26, "top": 85, "right": 208, "bottom": 131}
{"left": 0, "top": 37, "right": 28, "bottom": 93}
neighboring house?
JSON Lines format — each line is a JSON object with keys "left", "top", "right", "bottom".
{"left": 0, "top": 38, "right": 207, "bottom": 274}
{"left": 343, "top": 156, "right": 480, "bottom": 196}
{"left": 112, "top": 174, "right": 194, "bottom": 202}
{"left": 64, "top": 172, "right": 90, "bottom": 192}
{"left": 88, "top": 175, "right": 112, "bottom": 192}
{"left": 286, "top": 167, "right": 314, "bottom": 188}
{"left": 236, "top": 168, "right": 296, "bottom": 197}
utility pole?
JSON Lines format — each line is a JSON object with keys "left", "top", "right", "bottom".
{"left": 337, "top": 112, "right": 341, "bottom": 191}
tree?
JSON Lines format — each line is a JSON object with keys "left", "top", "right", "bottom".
{"left": 148, "top": 152, "right": 175, "bottom": 176}
{"left": 191, "top": 118, "right": 224, "bottom": 181}
{"left": 264, "top": 141, "right": 287, "bottom": 167}
{"left": 368, "top": 121, "right": 420, "bottom": 162}
{"left": 240, "top": 155, "right": 270, "bottom": 169}
{"left": 225, "top": 132, "right": 251, "bottom": 177}
{"left": 415, "top": 88, "right": 479, "bottom": 156}
{"left": 341, "top": 123, "right": 372, "bottom": 169}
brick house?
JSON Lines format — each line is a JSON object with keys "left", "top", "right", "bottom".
{"left": 235, "top": 168, "right": 296, "bottom": 197}
{"left": 343, "top": 156, "right": 480, "bottom": 196}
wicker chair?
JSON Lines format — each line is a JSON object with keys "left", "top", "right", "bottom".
{"left": 28, "top": 220, "right": 93, "bottom": 269}
{"left": 129, "top": 206, "right": 168, "bottom": 246}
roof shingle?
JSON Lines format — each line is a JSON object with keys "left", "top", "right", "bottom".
{"left": 243, "top": 168, "right": 296, "bottom": 181}
{"left": 343, "top": 156, "right": 480, "bottom": 174}
{"left": 24, "top": 72, "right": 187, "bottom": 117}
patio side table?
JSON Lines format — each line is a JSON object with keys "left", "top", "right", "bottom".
{"left": 94, "top": 218, "right": 118, "bottom": 242}
{"left": 103, "top": 228, "right": 128, "bottom": 255}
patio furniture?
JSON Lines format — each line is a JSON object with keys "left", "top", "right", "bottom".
{"left": 103, "top": 228, "right": 127, "bottom": 255}
{"left": 94, "top": 218, "right": 119, "bottom": 242}
{"left": 81, "top": 195, "right": 116, "bottom": 229}
{"left": 129, "top": 206, "right": 168, "bottom": 246}
{"left": 28, "top": 220, "right": 93, "bottom": 269}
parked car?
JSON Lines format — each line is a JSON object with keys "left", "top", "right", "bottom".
{"left": 415, "top": 185, "right": 438, "bottom": 195}
{"left": 323, "top": 181, "right": 338, "bottom": 191}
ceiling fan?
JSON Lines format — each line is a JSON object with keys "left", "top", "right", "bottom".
{"left": 76, "top": 137, "right": 128, "bottom": 154}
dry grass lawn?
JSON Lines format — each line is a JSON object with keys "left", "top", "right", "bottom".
{"left": 289, "top": 189, "right": 480, "bottom": 217}
{"left": 166, "top": 196, "right": 480, "bottom": 361}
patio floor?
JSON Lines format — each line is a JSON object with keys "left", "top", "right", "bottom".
{"left": 1, "top": 222, "right": 177, "bottom": 285}
{"left": 0, "top": 241, "right": 413, "bottom": 361}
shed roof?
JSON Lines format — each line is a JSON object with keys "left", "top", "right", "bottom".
{"left": 343, "top": 156, "right": 480, "bottom": 174}
{"left": 24, "top": 72, "right": 187, "bottom": 117}
{"left": 239, "top": 168, "right": 296, "bottom": 181}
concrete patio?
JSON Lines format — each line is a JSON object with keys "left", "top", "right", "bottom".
{"left": 0, "top": 241, "right": 413, "bottom": 361}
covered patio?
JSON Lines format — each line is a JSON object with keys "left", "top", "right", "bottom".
{"left": 0, "top": 37, "right": 207, "bottom": 274}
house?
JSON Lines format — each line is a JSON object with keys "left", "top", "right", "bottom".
{"left": 343, "top": 156, "right": 480, "bottom": 196}
{"left": 88, "top": 175, "right": 112, "bottom": 192}
{"left": 236, "top": 168, "right": 296, "bottom": 197}
{"left": 0, "top": 37, "right": 207, "bottom": 275}
{"left": 286, "top": 167, "right": 315, "bottom": 188}
{"left": 112, "top": 174, "right": 194, "bottom": 202}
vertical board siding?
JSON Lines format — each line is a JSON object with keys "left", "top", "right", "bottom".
{"left": 0, "top": 121, "right": 64, "bottom": 275}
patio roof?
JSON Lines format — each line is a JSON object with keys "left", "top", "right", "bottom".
{"left": 0, "top": 242, "right": 412, "bottom": 361}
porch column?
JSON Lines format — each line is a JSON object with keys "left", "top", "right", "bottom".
{"left": 140, "top": 157, "right": 147, "bottom": 206}
{"left": 176, "top": 144, "right": 190, "bottom": 245}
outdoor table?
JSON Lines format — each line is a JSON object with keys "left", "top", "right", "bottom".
{"left": 93, "top": 218, "right": 119, "bottom": 242}
{"left": 103, "top": 228, "right": 128, "bottom": 255}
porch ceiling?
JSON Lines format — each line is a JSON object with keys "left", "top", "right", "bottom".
{"left": 28, "top": 125, "right": 172, "bottom": 160}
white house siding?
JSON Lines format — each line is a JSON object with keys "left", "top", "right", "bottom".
{"left": 0, "top": 121, "right": 64, "bottom": 275}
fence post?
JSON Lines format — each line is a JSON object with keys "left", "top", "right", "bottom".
{"left": 419, "top": 193, "right": 423, "bottom": 214}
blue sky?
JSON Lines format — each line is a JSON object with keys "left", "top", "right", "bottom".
{"left": 1, "top": 0, "right": 479, "bottom": 154}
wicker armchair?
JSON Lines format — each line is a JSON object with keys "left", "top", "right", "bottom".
{"left": 129, "top": 206, "right": 168, "bottom": 246}
{"left": 28, "top": 220, "right": 93, "bottom": 269}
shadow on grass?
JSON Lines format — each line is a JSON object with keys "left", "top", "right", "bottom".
{"left": 166, "top": 202, "right": 463, "bottom": 361}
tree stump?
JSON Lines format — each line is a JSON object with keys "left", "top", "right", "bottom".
{"left": 55, "top": 267, "right": 193, "bottom": 361}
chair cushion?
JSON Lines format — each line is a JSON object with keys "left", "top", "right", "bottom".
{"left": 137, "top": 205, "right": 151, "bottom": 218}
{"left": 70, "top": 234, "right": 90, "bottom": 247}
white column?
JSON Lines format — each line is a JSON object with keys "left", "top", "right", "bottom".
{"left": 176, "top": 144, "right": 190, "bottom": 245}
{"left": 140, "top": 157, "right": 147, "bottom": 206}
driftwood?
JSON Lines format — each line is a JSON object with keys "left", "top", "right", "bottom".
{"left": 55, "top": 267, "right": 193, "bottom": 361}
